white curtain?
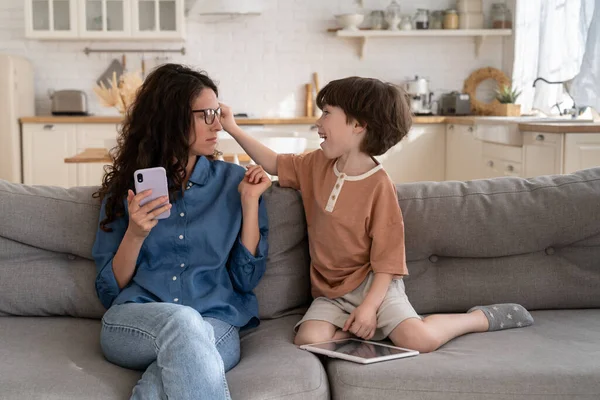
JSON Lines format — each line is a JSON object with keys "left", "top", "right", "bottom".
{"left": 570, "top": 0, "right": 600, "bottom": 113}
{"left": 511, "top": 0, "right": 596, "bottom": 115}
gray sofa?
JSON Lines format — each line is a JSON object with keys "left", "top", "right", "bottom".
{"left": 1, "top": 168, "right": 599, "bottom": 400}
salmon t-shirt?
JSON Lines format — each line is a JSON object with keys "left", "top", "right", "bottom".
{"left": 277, "top": 150, "right": 408, "bottom": 299}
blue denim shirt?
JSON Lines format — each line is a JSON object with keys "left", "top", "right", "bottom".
{"left": 92, "top": 156, "right": 268, "bottom": 329}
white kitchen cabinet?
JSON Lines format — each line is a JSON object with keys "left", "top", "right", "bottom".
{"left": 480, "top": 142, "right": 522, "bottom": 178}
{"left": 25, "top": 0, "right": 185, "bottom": 40}
{"left": 445, "top": 124, "right": 483, "bottom": 181}
{"left": 522, "top": 132, "right": 564, "bottom": 177}
{"left": 22, "top": 123, "right": 78, "bottom": 187}
{"left": 377, "top": 124, "right": 446, "bottom": 183}
{"left": 76, "top": 123, "right": 119, "bottom": 186}
{"left": 564, "top": 133, "right": 600, "bottom": 174}
{"left": 78, "top": 0, "right": 131, "bottom": 39}
{"left": 25, "top": 0, "right": 78, "bottom": 39}
{"left": 132, "top": 0, "right": 185, "bottom": 39}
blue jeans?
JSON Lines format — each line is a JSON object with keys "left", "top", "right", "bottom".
{"left": 100, "top": 302, "right": 241, "bottom": 400}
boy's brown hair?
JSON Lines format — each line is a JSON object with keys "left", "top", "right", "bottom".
{"left": 316, "top": 76, "right": 412, "bottom": 156}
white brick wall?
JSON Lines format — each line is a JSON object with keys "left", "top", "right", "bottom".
{"left": 0, "top": 0, "right": 509, "bottom": 117}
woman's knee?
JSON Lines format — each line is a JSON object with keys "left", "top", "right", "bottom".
{"left": 164, "top": 306, "right": 215, "bottom": 342}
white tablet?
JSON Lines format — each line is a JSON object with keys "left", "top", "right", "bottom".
{"left": 299, "top": 338, "right": 419, "bottom": 365}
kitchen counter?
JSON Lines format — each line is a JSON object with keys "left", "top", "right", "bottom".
{"left": 19, "top": 116, "right": 320, "bottom": 125}
{"left": 19, "top": 115, "right": 600, "bottom": 133}
{"left": 20, "top": 115, "right": 446, "bottom": 125}
{"left": 518, "top": 122, "right": 600, "bottom": 133}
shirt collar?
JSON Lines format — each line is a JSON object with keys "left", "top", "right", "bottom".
{"left": 188, "top": 156, "right": 211, "bottom": 186}
{"left": 333, "top": 158, "right": 382, "bottom": 181}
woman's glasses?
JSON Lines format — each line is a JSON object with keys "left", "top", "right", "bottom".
{"left": 192, "top": 107, "right": 222, "bottom": 125}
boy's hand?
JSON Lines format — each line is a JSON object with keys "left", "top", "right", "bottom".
{"left": 219, "top": 103, "right": 238, "bottom": 133}
{"left": 343, "top": 303, "right": 377, "bottom": 340}
{"left": 238, "top": 165, "right": 272, "bottom": 201}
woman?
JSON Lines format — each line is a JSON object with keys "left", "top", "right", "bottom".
{"left": 92, "top": 63, "right": 270, "bottom": 400}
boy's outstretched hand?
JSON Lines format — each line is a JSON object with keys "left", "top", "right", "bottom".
{"left": 219, "top": 103, "right": 238, "bottom": 133}
{"left": 238, "top": 164, "right": 272, "bottom": 201}
{"left": 343, "top": 303, "right": 377, "bottom": 340}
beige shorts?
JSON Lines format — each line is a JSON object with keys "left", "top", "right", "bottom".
{"left": 294, "top": 273, "right": 421, "bottom": 341}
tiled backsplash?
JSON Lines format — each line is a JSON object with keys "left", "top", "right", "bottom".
{"left": 1, "top": 0, "right": 511, "bottom": 117}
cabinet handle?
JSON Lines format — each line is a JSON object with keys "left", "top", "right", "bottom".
{"left": 507, "top": 165, "right": 514, "bottom": 172}
{"left": 43, "top": 124, "right": 55, "bottom": 130}
{"left": 535, "top": 134, "right": 545, "bottom": 141}
{"left": 487, "top": 160, "right": 494, "bottom": 167}
{"left": 448, "top": 125, "right": 454, "bottom": 130}
{"left": 468, "top": 126, "right": 474, "bottom": 133}
{"left": 309, "top": 125, "right": 318, "bottom": 131}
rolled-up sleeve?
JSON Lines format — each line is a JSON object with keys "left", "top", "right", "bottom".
{"left": 228, "top": 198, "right": 269, "bottom": 293}
{"left": 92, "top": 199, "right": 128, "bottom": 309}
{"left": 277, "top": 151, "right": 316, "bottom": 191}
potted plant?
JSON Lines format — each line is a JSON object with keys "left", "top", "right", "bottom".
{"left": 493, "top": 84, "right": 522, "bottom": 116}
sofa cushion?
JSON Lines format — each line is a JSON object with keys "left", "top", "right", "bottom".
{"left": 0, "top": 237, "right": 105, "bottom": 318}
{"left": 0, "top": 317, "right": 140, "bottom": 399}
{"left": 232, "top": 315, "right": 329, "bottom": 399}
{"left": 326, "top": 309, "right": 600, "bottom": 400}
{"left": 0, "top": 315, "right": 328, "bottom": 400}
{"left": 398, "top": 168, "right": 600, "bottom": 314}
{"left": 0, "top": 180, "right": 312, "bottom": 319}
{"left": 0, "top": 181, "right": 100, "bottom": 259}
{"left": 255, "top": 183, "right": 311, "bottom": 319}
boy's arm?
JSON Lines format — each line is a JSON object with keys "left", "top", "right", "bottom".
{"left": 220, "top": 104, "right": 278, "bottom": 175}
{"left": 362, "top": 272, "right": 394, "bottom": 310}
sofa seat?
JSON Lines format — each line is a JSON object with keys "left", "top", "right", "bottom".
{"left": 326, "top": 310, "right": 600, "bottom": 400}
{"left": 0, "top": 315, "right": 328, "bottom": 400}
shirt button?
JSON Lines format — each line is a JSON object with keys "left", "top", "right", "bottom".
{"left": 179, "top": 235, "right": 184, "bottom": 240}
{"left": 180, "top": 212, "right": 185, "bottom": 217}
{"left": 172, "top": 276, "right": 177, "bottom": 281}
{"left": 174, "top": 298, "right": 179, "bottom": 302}
{"left": 180, "top": 263, "right": 185, "bottom": 268}
{"left": 335, "top": 184, "right": 340, "bottom": 189}
{"left": 331, "top": 195, "right": 336, "bottom": 200}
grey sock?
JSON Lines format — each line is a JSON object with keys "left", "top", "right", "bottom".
{"left": 468, "top": 303, "right": 534, "bottom": 331}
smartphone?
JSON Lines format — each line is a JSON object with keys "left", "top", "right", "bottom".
{"left": 133, "top": 167, "right": 171, "bottom": 219}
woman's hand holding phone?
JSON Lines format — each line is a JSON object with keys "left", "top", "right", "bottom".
{"left": 126, "top": 189, "right": 172, "bottom": 239}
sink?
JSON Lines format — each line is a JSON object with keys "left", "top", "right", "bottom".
{"left": 518, "top": 117, "right": 595, "bottom": 124}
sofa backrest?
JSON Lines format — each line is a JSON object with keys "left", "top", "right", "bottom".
{"left": 399, "top": 167, "right": 600, "bottom": 313}
{"left": 1, "top": 167, "right": 599, "bottom": 318}
{"left": 0, "top": 180, "right": 310, "bottom": 319}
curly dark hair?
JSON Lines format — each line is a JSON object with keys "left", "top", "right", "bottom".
{"left": 93, "top": 63, "right": 219, "bottom": 232}
{"left": 316, "top": 76, "right": 412, "bottom": 156}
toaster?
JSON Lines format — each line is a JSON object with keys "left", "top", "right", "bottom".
{"left": 440, "top": 91, "right": 471, "bottom": 116}
{"left": 50, "top": 90, "right": 88, "bottom": 116}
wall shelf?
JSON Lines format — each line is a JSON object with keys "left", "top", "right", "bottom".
{"left": 332, "top": 29, "right": 513, "bottom": 59}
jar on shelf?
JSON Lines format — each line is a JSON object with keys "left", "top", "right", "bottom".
{"left": 400, "top": 15, "right": 413, "bottom": 30}
{"left": 414, "top": 9, "right": 430, "bottom": 29}
{"left": 430, "top": 11, "right": 443, "bottom": 29}
{"left": 443, "top": 9, "right": 459, "bottom": 29}
{"left": 370, "top": 10, "right": 385, "bottom": 30}
{"left": 491, "top": 3, "right": 513, "bottom": 29}
{"left": 385, "top": 0, "right": 402, "bottom": 31}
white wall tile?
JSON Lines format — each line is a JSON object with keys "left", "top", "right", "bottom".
{"left": 1, "top": 0, "right": 508, "bottom": 117}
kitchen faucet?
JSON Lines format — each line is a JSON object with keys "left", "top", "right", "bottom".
{"left": 532, "top": 77, "right": 599, "bottom": 120}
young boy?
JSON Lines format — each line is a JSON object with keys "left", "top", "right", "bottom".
{"left": 220, "top": 77, "right": 533, "bottom": 353}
